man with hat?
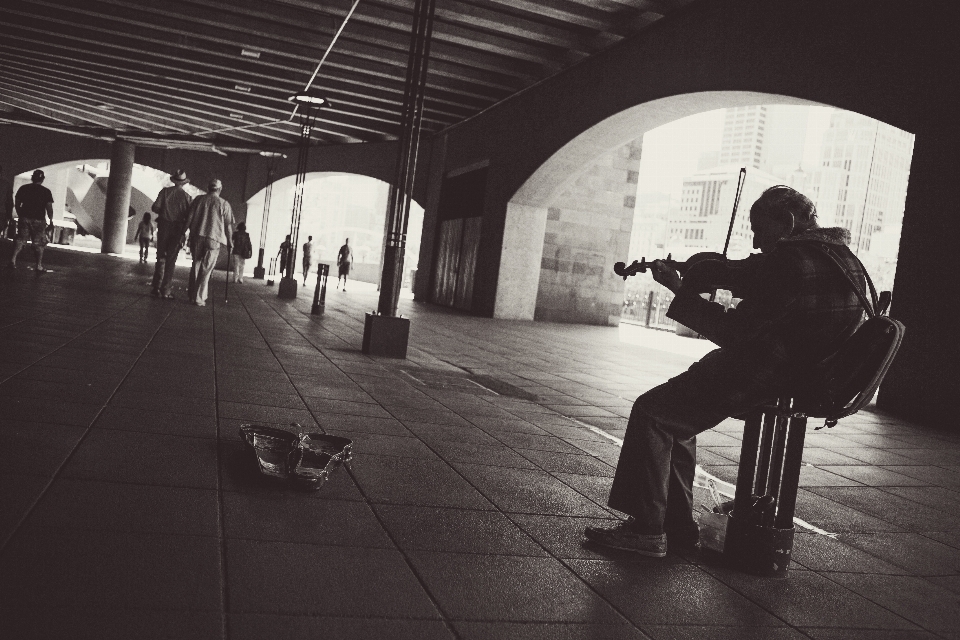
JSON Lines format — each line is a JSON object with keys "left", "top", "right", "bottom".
{"left": 10, "top": 169, "right": 54, "bottom": 271}
{"left": 150, "top": 169, "right": 193, "bottom": 298}
{"left": 185, "top": 178, "right": 234, "bottom": 306}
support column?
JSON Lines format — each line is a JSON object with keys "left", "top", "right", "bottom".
{"left": 363, "top": 0, "right": 436, "bottom": 358}
{"left": 101, "top": 139, "right": 135, "bottom": 254}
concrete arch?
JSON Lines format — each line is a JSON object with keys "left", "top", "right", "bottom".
{"left": 413, "top": 0, "right": 954, "bottom": 422}
{"left": 495, "top": 91, "right": 828, "bottom": 323}
{"left": 510, "top": 91, "right": 825, "bottom": 211}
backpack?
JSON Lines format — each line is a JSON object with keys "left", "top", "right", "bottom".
{"left": 235, "top": 233, "right": 252, "bottom": 259}
{"left": 794, "top": 245, "right": 905, "bottom": 428}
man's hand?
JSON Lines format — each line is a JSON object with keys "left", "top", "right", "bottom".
{"left": 651, "top": 260, "right": 682, "bottom": 294}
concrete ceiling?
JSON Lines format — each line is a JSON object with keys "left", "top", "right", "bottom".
{"left": 0, "top": 0, "right": 695, "bottom": 154}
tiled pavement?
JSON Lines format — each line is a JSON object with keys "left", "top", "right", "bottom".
{"left": 1, "top": 245, "right": 959, "bottom": 640}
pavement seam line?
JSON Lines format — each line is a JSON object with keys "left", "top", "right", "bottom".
{"left": 234, "top": 285, "right": 463, "bottom": 637}
{"left": 0, "top": 296, "right": 172, "bottom": 553}
{"left": 211, "top": 289, "right": 231, "bottom": 640}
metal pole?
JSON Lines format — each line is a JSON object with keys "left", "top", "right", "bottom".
{"left": 279, "top": 107, "right": 320, "bottom": 298}
{"left": 377, "top": 0, "right": 437, "bottom": 317}
{"left": 254, "top": 167, "right": 275, "bottom": 279}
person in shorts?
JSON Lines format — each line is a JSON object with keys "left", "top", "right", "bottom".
{"left": 11, "top": 169, "right": 54, "bottom": 272}
{"left": 336, "top": 238, "right": 352, "bottom": 291}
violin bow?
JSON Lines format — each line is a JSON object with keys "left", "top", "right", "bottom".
{"left": 696, "top": 167, "right": 747, "bottom": 340}
{"left": 722, "top": 168, "right": 747, "bottom": 259}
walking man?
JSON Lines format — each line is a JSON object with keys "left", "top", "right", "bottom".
{"left": 186, "top": 178, "right": 234, "bottom": 307}
{"left": 10, "top": 170, "right": 54, "bottom": 271}
{"left": 277, "top": 235, "right": 292, "bottom": 278}
{"left": 150, "top": 170, "right": 193, "bottom": 298}
{"left": 336, "top": 237, "right": 352, "bottom": 291}
{"left": 302, "top": 235, "right": 314, "bottom": 285}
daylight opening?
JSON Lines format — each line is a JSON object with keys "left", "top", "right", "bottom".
{"left": 623, "top": 105, "right": 914, "bottom": 331}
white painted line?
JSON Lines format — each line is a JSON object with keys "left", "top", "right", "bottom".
{"left": 467, "top": 378, "right": 500, "bottom": 395}
{"left": 562, "top": 414, "right": 837, "bottom": 538}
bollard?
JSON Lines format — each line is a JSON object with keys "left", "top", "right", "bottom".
{"left": 312, "top": 263, "right": 329, "bottom": 315}
{"left": 645, "top": 291, "right": 654, "bottom": 327}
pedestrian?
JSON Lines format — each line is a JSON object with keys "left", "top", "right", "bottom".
{"left": 231, "top": 222, "right": 252, "bottom": 283}
{"left": 0, "top": 165, "right": 14, "bottom": 241}
{"left": 185, "top": 178, "right": 234, "bottom": 307}
{"left": 302, "top": 235, "right": 314, "bottom": 285}
{"left": 134, "top": 212, "right": 154, "bottom": 263}
{"left": 150, "top": 170, "right": 193, "bottom": 298}
{"left": 583, "top": 186, "right": 865, "bottom": 557}
{"left": 10, "top": 169, "right": 54, "bottom": 272}
{"left": 336, "top": 237, "right": 352, "bottom": 291}
{"left": 277, "top": 235, "right": 292, "bottom": 278}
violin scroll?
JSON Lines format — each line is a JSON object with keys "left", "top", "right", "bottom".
{"left": 613, "top": 254, "right": 680, "bottom": 280}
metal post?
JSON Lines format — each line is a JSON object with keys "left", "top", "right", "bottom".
{"left": 254, "top": 166, "right": 276, "bottom": 279}
{"left": 645, "top": 290, "right": 654, "bottom": 327}
{"left": 312, "top": 263, "right": 329, "bottom": 315}
{"left": 734, "top": 411, "right": 763, "bottom": 518}
{"left": 774, "top": 415, "right": 809, "bottom": 529}
{"left": 753, "top": 411, "right": 776, "bottom": 496}
{"left": 764, "top": 397, "right": 793, "bottom": 503}
{"left": 279, "top": 106, "right": 321, "bottom": 299}
{"left": 362, "top": 0, "right": 436, "bottom": 358}
{"left": 376, "top": 0, "right": 437, "bottom": 317}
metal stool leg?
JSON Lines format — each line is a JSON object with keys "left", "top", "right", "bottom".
{"left": 753, "top": 410, "right": 776, "bottom": 497}
{"left": 774, "top": 416, "right": 808, "bottom": 529}
{"left": 734, "top": 410, "right": 763, "bottom": 518}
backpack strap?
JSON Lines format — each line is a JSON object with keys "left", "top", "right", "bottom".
{"left": 818, "top": 244, "right": 880, "bottom": 318}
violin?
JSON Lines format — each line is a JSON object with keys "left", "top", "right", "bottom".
{"left": 614, "top": 251, "right": 765, "bottom": 298}
{"left": 616, "top": 168, "right": 755, "bottom": 297}
{"left": 613, "top": 252, "right": 725, "bottom": 279}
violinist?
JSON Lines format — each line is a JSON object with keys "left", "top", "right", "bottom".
{"left": 585, "top": 185, "right": 866, "bottom": 557}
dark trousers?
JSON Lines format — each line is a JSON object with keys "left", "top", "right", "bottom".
{"left": 608, "top": 401, "right": 698, "bottom": 535}
{"left": 151, "top": 221, "right": 186, "bottom": 295}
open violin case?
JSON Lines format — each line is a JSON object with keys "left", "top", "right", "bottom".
{"left": 239, "top": 423, "right": 353, "bottom": 491}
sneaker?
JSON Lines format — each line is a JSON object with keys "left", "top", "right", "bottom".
{"left": 584, "top": 522, "right": 667, "bottom": 557}
{"left": 161, "top": 292, "right": 175, "bottom": 299}
{"left": 195, "top": 301, "right": 206, "bottom": 307}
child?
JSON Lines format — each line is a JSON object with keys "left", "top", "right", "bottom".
{"left": 134, "top": 212, "right": 154, "bottom": 263}
{"left": 231, "top": 222, "right": 252, "bottom": 283}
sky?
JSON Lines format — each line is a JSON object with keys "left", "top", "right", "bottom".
{"left": 636, "top": 105, "right": 836, "bottom": 200}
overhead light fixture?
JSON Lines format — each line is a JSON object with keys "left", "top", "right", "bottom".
{"left": 287, "top": 89, "right": 328, "bottom": 106}
{"left": 259, "top": 151, "right": 286, "bottom": 158}
{"left": 240, "top": 49, "right": 261, "bottom": 58}
{"left": 228, "top": 113, "right": 244, "bottom": 120}
{"left": 234, "top": 85, "right": 251, "bottom": 92}
{"left": 98, "top": 104, "right": 114, "bottom": 110}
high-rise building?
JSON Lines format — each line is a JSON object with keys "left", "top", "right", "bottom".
{"left": 808, "top": 111, "right": 914, "bottom": 255}
{"left": 718, "top": 106, "right": 768, "bottom": 170}
{"left": 718, "top": 105, "right": 810, "bottom": 180}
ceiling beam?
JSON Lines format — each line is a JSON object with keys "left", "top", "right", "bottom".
{"left": 0, "top": 15, "right": 507, "bottom": 109}
{"left": 0, "top": 64, "right": 297, "bottom": 144}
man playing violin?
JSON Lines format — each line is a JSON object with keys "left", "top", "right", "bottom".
{"left": 585, "top": 185, "right": 865, "bottom": 556}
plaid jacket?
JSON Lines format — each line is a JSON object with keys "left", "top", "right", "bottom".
{"left": 638, "top": 227, "right": 865, "bottom": 436}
